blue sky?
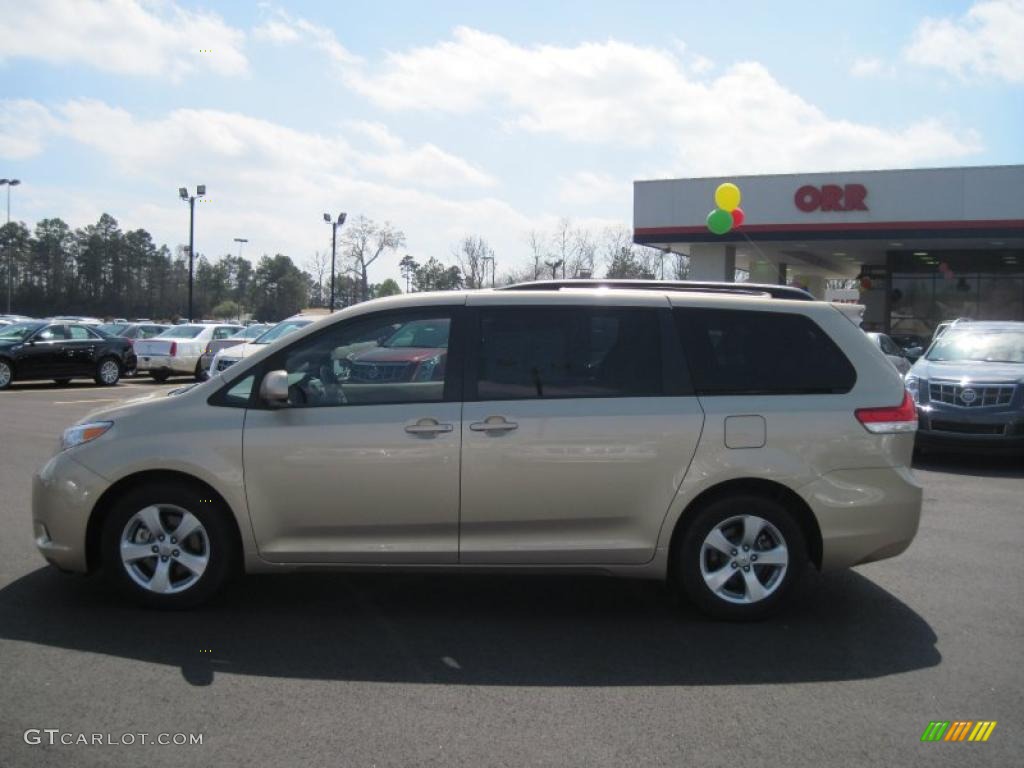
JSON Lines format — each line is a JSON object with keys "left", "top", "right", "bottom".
{"left": 1, "top": 0, "right": 1022, "bottom": 284}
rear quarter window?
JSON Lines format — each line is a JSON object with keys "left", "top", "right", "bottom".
{"left": 674, "top": 308, "right": 856, "bottom": 395}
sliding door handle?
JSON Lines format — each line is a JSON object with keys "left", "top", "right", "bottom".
{"left": 469, "top": 416, "right": 518, "bottom": 432}
{"left": 405, "top": 418, "right": 454, "bottom": 435}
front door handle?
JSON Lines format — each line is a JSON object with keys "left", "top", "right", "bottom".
{"left": 469, "top": 416, "right": 519, "bottom": 432}
{"left": 405, "top": 418, "right": 454, "bottom": 435}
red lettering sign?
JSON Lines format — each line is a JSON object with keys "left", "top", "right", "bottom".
{"left": 794, "top": 183, "right": 868, "bottom": 212}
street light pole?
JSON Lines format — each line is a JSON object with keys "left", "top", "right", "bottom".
{"left": 179, "top": 185, "right": 205, "bottom": 322}
{"left": 324, "top": 212, "right": 347, "bottom": 311}
{"left": 1, "top": 179, "right": 21, "bottom": 314}
{"left": 233, "top": 237, "right": 248, "bottom": 260}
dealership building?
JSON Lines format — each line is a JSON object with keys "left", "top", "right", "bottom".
{"left": 633, "top": 165, "right": 1024, "bottom": 337}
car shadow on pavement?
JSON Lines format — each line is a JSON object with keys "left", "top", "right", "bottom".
{"left": 0, "top": 566, "right": 939, "bottom": 688}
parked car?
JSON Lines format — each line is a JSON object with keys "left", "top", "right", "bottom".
{"left": 905, "top": 321, "right": 1024, "bottom": 453}
{"left": 134, "top": 323, "right": 243, "bottom": 382}
{"left": 197, "top": 324, "right": 270, "bottom": 380}
{"left": 97, "top": 322, "right": 171, "bottom": 342}
{"left": 208, "top": 317, "right": 315, "bottom": 376}
{"left": 866, "top": 332, "right": 912, "bottom": 375}
{"left": 0, "top": 321, "right": 135, "bottom": 389}
{"left": 32, "top": 283, "right": 922, "bottom": 619}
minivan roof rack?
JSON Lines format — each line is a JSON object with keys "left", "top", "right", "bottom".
{"left": 497, "top": 279, "right": 815, "bottom": 301}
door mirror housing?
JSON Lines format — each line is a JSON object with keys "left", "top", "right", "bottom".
{"left": 260, "top": 369, "right": 290, "bottom": 408}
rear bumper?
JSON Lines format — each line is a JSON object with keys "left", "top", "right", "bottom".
{"left": 32, "top": 452, "right": 111, "bottom": 573}
{"left": 798, "top": 465, "right": 922, "bottom": 571}
{"left": 137, "top": 354, "right": 196, "bottom": 374}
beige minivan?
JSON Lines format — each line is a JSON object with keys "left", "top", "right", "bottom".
{"left": 32, "top": 282, "right": 922, "bottom": 619}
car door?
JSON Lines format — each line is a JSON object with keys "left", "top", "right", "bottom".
{"left": 64, "top": 324, "right": 101, "bottom": 374}
{"left": 21, "top": 324, "right": 70, "bottom": 378}
{"left": 242, "top": 301, "right": 465, "bottom": 563}
{"left": 459, "top": 295, "right": 705, "bottom": 565}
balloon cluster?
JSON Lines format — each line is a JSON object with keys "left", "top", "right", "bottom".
{"left": 706, "top": 183, "right": 745, "bottom": 235}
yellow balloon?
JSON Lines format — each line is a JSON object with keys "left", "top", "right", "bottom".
{"left": 714, "top": 182, "right": 741, "bottom": 212}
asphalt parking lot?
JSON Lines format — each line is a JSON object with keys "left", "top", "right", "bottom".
{"left": 0, "top": 378, "right": 1021, "bottom": 768}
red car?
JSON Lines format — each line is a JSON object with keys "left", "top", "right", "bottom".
{"left": 343, "top": 318, "right": 449, "bottom": 382}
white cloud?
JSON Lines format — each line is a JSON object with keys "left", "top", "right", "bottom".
{"left": 1, "top": 99, "right": 517, "bottom": 284}
{"left": 253, "top": 7, "right": 359, "bottom": 66}
{"left": 850, "top": 56, "right": 888, "bottom": 78}
{"left": 0, "top": 100, "right": 59, "bottom": 159}
{"left": 345, "top": 27, "right": 982, "bottom": 175}
{"left": 0, "top": 0, "right": 248, "bottom": 81}
{"left": 905, "top": 0, "right": 1024, "bottom": 83}
{"left": 557, "top": 171, "right": 628, "bottom": 206}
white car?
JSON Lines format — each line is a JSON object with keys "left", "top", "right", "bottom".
{"left": 209, "top": 317, "right": 314, "bottom": 376}
{"left": 135, "top": 323, "right": 243, "bottom": 382}
{"left": 866, "top": 332, "right": 912, "bottom": 376}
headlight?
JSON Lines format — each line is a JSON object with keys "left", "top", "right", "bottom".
{"left": 61, "top": 421, "right": 113, "bottom": 451}
{"left": 412, "top": 355, "right": 441, "bottom": 381}
{"left": 904, "top": 375, "right": 919, "bottom": 401}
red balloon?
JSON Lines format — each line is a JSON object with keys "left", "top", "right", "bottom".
{"left": 731, "top": 207, "right": 745, "bottom": 228}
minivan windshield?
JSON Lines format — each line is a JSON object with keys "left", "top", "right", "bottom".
{"left": 926, "top": 329, "right": 1024, "bottom": 364}
{"left": 0, "top": 322, "right": 44, "bottom": 340}
{"left": 156, "top": 325, "right": 205, "bottom": 339}
{"left": 254, "top": 319, "right": 312, "bottom": 344}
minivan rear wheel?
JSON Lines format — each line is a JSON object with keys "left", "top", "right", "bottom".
{"left": 676, "top": 495, "right": 806, "bottom": 620}
{"left": 100, "top": 482, "right": 235, "bottom": 608}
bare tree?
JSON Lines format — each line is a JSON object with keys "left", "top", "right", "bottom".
{"left": 341, "top": 215, "right": 406, "bottom": 302}
{"left": 453, "top": 235, "right": 495, "bottom": 289}
{"left": 569, "top": 227, "right": 596, "bottom": 278}
{"left": 305, "top": 250, "right": 329, "bottom": 306}
{"left": 525, "top": 230, "right": 548, "bottom": 280}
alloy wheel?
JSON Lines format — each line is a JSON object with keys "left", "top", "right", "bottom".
{"left": 120, "top": 504, "right": 209, "bottom": 594}
{"left": 699, "top": 514, "right": 788, "bottom": 604}
{"left": 0, "top": 361, "right": 11, "bottom": 388}
{"left": 100, "top": 360, "right": 120, "bottom": 384}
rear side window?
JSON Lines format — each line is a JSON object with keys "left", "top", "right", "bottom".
{"left": 675, "top": 308, "right": 855, "bottom": 395}
{"left": 476, "top": 308, "right": 664, "bottom": 400}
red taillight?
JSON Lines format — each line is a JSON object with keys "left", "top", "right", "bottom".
{"left": 169, "top": 341, "right": 177, "bottom": 357}
{"left": 855, "top": 391, "right": 917, "bottom": 434}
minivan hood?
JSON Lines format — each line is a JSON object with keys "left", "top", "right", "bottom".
{"left": 910, "top": 359, "right": 1024, "bottom": 384}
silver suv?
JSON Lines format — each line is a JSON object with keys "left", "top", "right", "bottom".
{"left": 32, "top": 282, "right": 922, "bottom": 619}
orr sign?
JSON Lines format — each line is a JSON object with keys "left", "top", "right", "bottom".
{"left": 795, "top": 183, "right": 868, "bottom": 212}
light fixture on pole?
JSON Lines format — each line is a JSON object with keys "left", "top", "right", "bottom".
{"left": 1, "top": 178, "right": 21, "bottom": 314}
{"left": 324, "top": 212, "right": 347, "bottom": 311}
{"left": 233, "top": 237, "right": 248, "bottom": 259}
{"left": 179, "top": 184, "right": 206, "bottom": 321}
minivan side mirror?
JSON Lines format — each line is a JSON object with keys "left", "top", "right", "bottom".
{"left": 260, "top": 370, "right": 290, "bottom": 407}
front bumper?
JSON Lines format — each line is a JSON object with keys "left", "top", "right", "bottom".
{"left": 915, "top": 403, "right": 1024, "bottom": 452}
{"left": 798, "top": 465, "right": 923, "bottom": 571}
{"left": 32, "top": 451, "right": 111, "bottom": 573}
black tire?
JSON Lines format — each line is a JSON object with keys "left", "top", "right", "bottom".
{"left": 53, "top": 378, "right": 72, "bottom": 386}
{"left": 94, "top": 356, "right": 121, "bottom": 386}
{"left": 100, "top": 481, "right": 236, "bottom": 609}
{"left": 194, "top": 359, "right": 204, "bottom": 382}
{"left": 151, "top": 370, "right": 170, "bottom": 383}
{"left": 675, "top": 494, "right": 806, "bottom": 621}
{"left": 0, "top": 358, "right": 13, "bottom": 390}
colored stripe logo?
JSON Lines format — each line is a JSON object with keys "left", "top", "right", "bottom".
{"left": 921, "top": 721, "right": 997, "bottom": 742}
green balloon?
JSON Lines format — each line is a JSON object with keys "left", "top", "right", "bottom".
{"left": 706, "top": 208, "right": 733, "bottom": 235}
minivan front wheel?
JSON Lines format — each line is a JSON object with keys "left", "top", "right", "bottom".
{"left": 101, "top": 483, "right": 235, "bottom": 608}
{"left": 677, "top": 495, "right": 806, "bottom": 620}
